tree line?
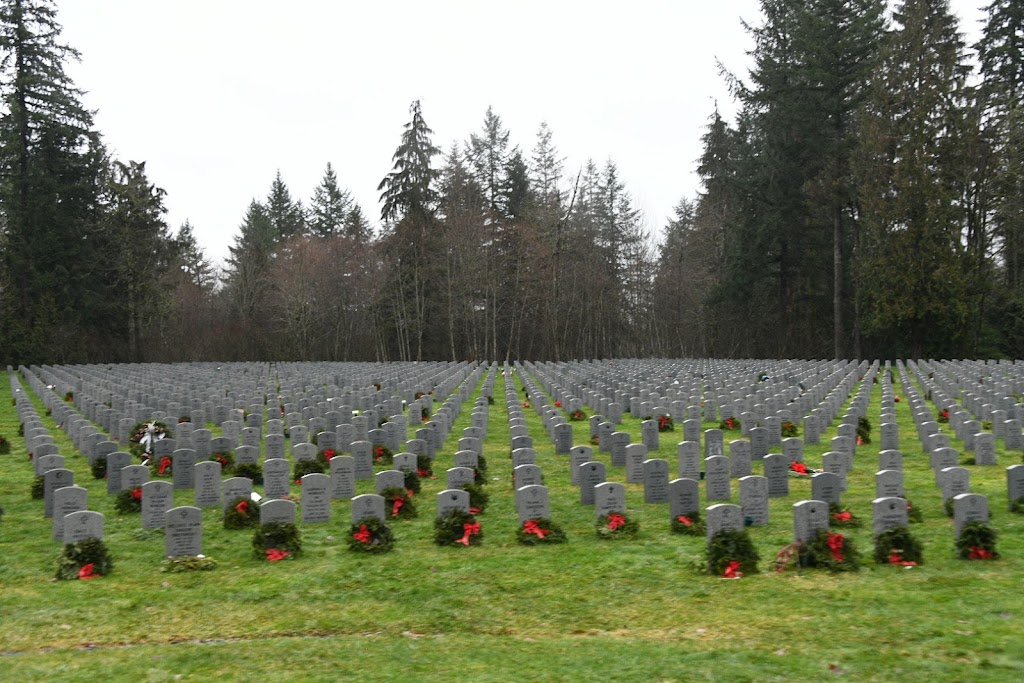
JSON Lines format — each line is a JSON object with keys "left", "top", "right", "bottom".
{"left": 1, "top": 0, "right": 1021, "bottom": 365}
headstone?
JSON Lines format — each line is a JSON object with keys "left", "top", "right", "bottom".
{"left": 879, "top": 422, "right": 898, "bottom": 451}
{"left": 578, "top": 461, "right": 606, "bottom": 505}
{"left": 642, "top": 458, "right": 670, "bottom": 503}
{"left": 610, "top": 432, "right": 629, "bottom": 468}
{"left": 668, "top": 478, "right": 700, "bottom": 518}
{"left": 44, "top": 468, "right": 74, "bottom": 518}
{"left": 705, "top": 503, "right": 743, "bottom": 542}
{"left": 953, "top": 493, "right": 990, "bottom": 539}
{"left": 260, "top": 498, "right": 297, "bottom": 525}
{"left": 172, "top": 449, "right": 198, "bottom": 490}
{"left": 262, "top": 458, "right": 290, "bottom": 498}
{"left": 553, "top": 423, "right": 572, "bottom": 454}
{"left": 222, "top": 477, "right": 254, "bottom": 510}
{"left": 194, "top": 461, "right": 222, "bottom": 508}
{"left": 793, "top": 499, "right": 829, "bottom": 543}
{"left": 63, "top": 510, "right": 104, "bottom": 545}
{"left": 677, "top": 441, "right": 701, "bottom": 480}
{"left": 438, "top": 488, "right": 471, "bottom": 517}
{"left": 446, "top": 467, "right": 475, "bottom": 489}
{"left": 878, "top": 449, "right": 903, "bottom": 472}
{"left": 705, "top": 455, "right": 731, "bottom": 501}
{"left": 515, "top": 485, "right": 550, "bottom": 524}
{"left": 974, "top": 433, "right": 997, "bottom": 466}
{"left": 729, "top": 440, "right": 752, "bottom": 478}
{"left": 739, "top": 475, "right": 769, "bottom": 526}
{"left": 704, "top": 429, "right": 724, "bottom": 458}
{"left": 52, "top": 485, "right": 88, "bottom": 541}
{"left": 351, "top": 441, "right": 374, "bottom": 480}
{"left": 300, "top": 473, "right": 331, "bottom": 523}
{"left": 594, "top": 481, "right": 627, "bottom": 518}
{"left": 940, "top": 466, "right": 970, "bottom": 502}
{"left": 641, "top": 420, "right": 659, "bottom": 451}
{"left": 1008, "top": 465, "right": 1024, "bottom": 511}
{"left": 749, "top": 427, "right": 768, "bottom": 460}
{"left": 625, "top": 444, "right": 647, "bottom": 484}
{"left": 351, "top": 494, "right": 386, "bottom": 523}
{"left": 142, "top": 480, "right": 174, "bottom": 529}
{"left": 822, "top": 452, "right": 847, "bottom": 492}
{"left": 763, "top": 453, "right": 789, "bottom": 498}
{"left": 875, "top": 469, "right": 904, "bottom": 498}
{"left": 330, "top": 455, "right": 356, "bottom": 499}
{"left": 811, "top": 472, "right": 842, "bottom": 505}
{"left": 513, "top": 464, "right": 543, "bottom": 489}
{"left": 105, "top": 451, "right": 132, "bottom": 495}
{"left": 570, "top": 447, "right": 591, "bottom": 485}
{"left": 872, "top": 496, "right": 909, "bottom": 536}
{"left": 164, "top": 506, "right": 203, "bottom": 556}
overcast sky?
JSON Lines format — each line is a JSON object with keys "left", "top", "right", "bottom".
{"left": 57, "top": 0, "right": 987, "bottom": 267}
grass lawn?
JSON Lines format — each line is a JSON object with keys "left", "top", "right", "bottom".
{"left": 1, "top": 366, "right": 1023, "bottom": 682}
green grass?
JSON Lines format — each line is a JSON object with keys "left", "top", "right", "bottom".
{"left": 1, "top": 367, "right": 1024, "bottom": 682}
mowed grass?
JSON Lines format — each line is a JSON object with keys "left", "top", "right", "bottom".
{"left": 1, "top": 367, "right": 1024, "bottom": 682}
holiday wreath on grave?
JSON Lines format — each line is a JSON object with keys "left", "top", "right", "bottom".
{"left": 874, "top": 526, "right": 924, "bottom": 566}
{"left": 856, "top": 417, "right": 872, "bottom": 445}
{"left": 829, "top": 503, "right": 862, "bottom": 528}
{"left": 569, "top": 409, "right": 586, "bottom": 421}
{"left": 293, "top": 459, "right": 324, "bottom": 484}
{"left": 416, "top": 454, "right": 434, "bottom": 479}
{"left": 154, "top": 455, "right": 173, "bottom": 477}
{"left": 252, "top": 522, "right": 302, "bottom": 561}
{"left": 671, "top": 510, "right": 706, "bottom": 536}
{"left": 115, "top": 486, "right": 143, "bottom": 514}
{"left": 348, "top": 517, "right": 395, "bottom": 553}
{"left": 658, "top": 415, "right": 675, "bottom": 432}
{"left": 382, "top": 486, "right": 417, "bottom": 520}
{"left": 224, "top": 496, "right": 259, "bottom": 530}
{"left": 373, "top": 445, "right": 394, "bottom": 466}
{"left": 719, "top": 417, "right": 740, "bottom": 431}
{"left": 463, "top": 483, "right": 489, "bottom": 514}
{"left": 797, "top": 530, "right": 861, "bottom": 572}
{"left": 128, "top": 421, "right": 169, "bottom": 459}
{"left": 210, "top": 451, "right": 235, "bottom": 475}
{"left": 162, "top": 556, "right": 218, "bottom": 572}
{"left": 706, "top": 528, "right": 760, "bottom": 577}
{"left": 234, "top": 462, "right": 263, "bottom": 484}
{"left": 0, "top": 434, "right": 10, "bottom": 455}
{"left": 403, "top": 470, "right": 421, "bottom": 495}
{"left": 90, "top": 455, "right": 108, "bottom": 479}
{"left": 515, "top": 517, "right": 567, "bottom": 545}
{"left": 30, "top": 475, "right": 44, "bottom": 499}
{"left": 316, "top": 448, "right": 338, "bottom": 466}
{"left": 937, "top": 409, "right": 950, "bottom": 424}
{"left": 904, "top": 498, "right": 924, "bottom": 523}
{"left": 434, "top": 509, "right": 482, "bottom": 547}
{"left": 596, "top": 512, "right": 640, "bottom": 540}
{"left": 1011, "top": 498, "right": 1024, "bottom": 514}
{"left": 781, "top": 421, "right": 799, "bottom": 438}
{"left": 56, "top": 537, "right": 112, "bottom": 580}
{"left": 956, "top": 521, "right": 999, "bottom": 560}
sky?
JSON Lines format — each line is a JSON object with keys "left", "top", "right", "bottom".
{"left": 56, "top": 0, "right": 988, "bottom": 267}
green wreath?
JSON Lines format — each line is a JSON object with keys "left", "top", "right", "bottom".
{"left": 0, "top": 434, "right": 11, "bottom": 455}
{"left": 210, "top": 451, "right": 235, "bottom": 475}
{"left": 671, "top": 511, "right": 706, "bottom": 536}
{"left": 348, "top": 517, "right": 395, "bottom": 553}
{"left": 128, "top": 421, "right": 170, "bottom": 459}
{"left": 90, "top": 456, "right": 108, "bottom": 480}
{"left": 956, "top": 521, "right": 999, "bottom": 560}
{"left": 382, "top": 486, "right": 418, "bottom": 520}
{"left": 115, "top": 487, "right": 143, "bottom": 514}
{"left": 224, "top": 496, "right": 259, "bottom": 530}
{"left": 252, "top": 522, "right": 302, "bottom": 560}
{"left": 904, "top": 498, "right": 923, "bottom": 523}
{"left": 404, "top": 471, "right": 422, "bottom": 495}
{"left": 596, "top": 513, "right": 640, "bottom": 540}
{"left": 874, "top": 526, "right": 924, "bottom": 566}
{"left": 798, "top": 529, "right": 861, "bottom": 572}
{"left": 829, "top": 503, "right": 862, "bottom": 528}
{"left": 434, "top": 509, "right": 482, "bottom": 547}
{"left": 515, "top": 517, "right": 567, "bottom": 545}
{"left": 463, "top": 483, "right": 489, "bottom": 513}
{"left": 707, "top": 529, "right": 760, "bottom": 576}
{"left": 373, "top": 445, "right": 394, "bottom": 466}
{"left": 56, "top": 537, "right": 112, "bottom": 580}
{"left": 162, "top": 556, "right": 218, "bottom": 572}
{"left": 234, "top": 462, "right": 263, "bottom": 485}
{"left": 293, "top": 459, "right": 324, "bottom": 484}
{"left": 31, "top": 475, "right": 45, "bottom": 499}
{"left": 416, "top": 454, "right": 434, "bottom": 479}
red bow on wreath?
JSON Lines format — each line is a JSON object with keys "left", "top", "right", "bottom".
{"left": 826, "top": 532, "right": 845, "bottom": 562}
{"left": 676, "top": 515, "right": 693, "bottom": 527}
{"left": 723, "top": 561, "right": 743, "bottom": 579}
{"left": 968, "top": 546, "right": 993, "bottom": 560}
{"left": 607, "top": 513, "right": 626, "bottom": 530}
{"left": 353, "top": 524, "right": 371, "bottom": 544}
{"left": 266, "top": 548, "right": 290, "bottom": 562}
{"left": 78, "top": 563, "right": 99, "bottom": 580}
{"left": 524, "top": 520, "right": 549, "bottom": 538}
{"left": 391, "top": 496, "right": 405, "bottom": 517}
{"left": 457, "top": 522, "right": 481, "bottom": 546}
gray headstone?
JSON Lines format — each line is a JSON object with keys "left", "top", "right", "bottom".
{"left": 263, "top": 458, "right": 291, "bottom": 498}
{"left": 172, "top": 449, "right": 197, "bottom": 490}
{"left": 610, "top": 431, "right": 629, "bottom": 467}
{"left": 875, "top": 469, "right": 904, "bottom": 498}
{"left": 437, "top": 488, "right": 471, "bottom": 517}
{"left": 222, "top": 477, "right": 254, "bottom": 510}
{"left": 952, "top": 493, "right": 989, "bottom": 539}
{"left": 706, "top": 503, "right": 743, "bottom": 541}
{"left": 1008, "top": 465, "right": 1024, "bottom": 511}
{"left": 569, "top": 446, "right": 592, "bottom": 485}
{"left": 594, "top": 481, "right": 627, "bottom": 518}
{"left": 52, "top": 485, "right": 88, "bottom": 541}
{"left": 579, "top": 461, "right": 606, "bottom": 505}
{"left": 351, "top": 441, "right": 374, "bottom": 480}
{"left": 811, "top": 472, "right": 842, "bottom": 505}
{"left": 642, "top": 458, "right": 670, "bottom": 503}
{"left": 44, "top": 468, "right": 75, "bottom": 518}
{"left": 872, "top": 496, "right": 909, "bottom": 536}
{"left": 940, "top": 466, "right": 970, "bottom": 502}
{"left": 513, "top": 464, "right": 543, "bottom": 489}
{"left": 515, "top": 484, "right": 550, "bottom": 524}
{"left": 739, "top": 475, "right": 769, "bottom": 526}
{"left": 878, "top": 449, "right": 903, "bottom": 472}
{"left": 974, "top": 433, "right": 997, "bottom": 466}
{"left": 625, "top": 443, "right": 647, "bottom": 484}
{"left": 260, "top": 498, "right": 297, "bottom": 525}
{"left": 669, "top": 478, "right": 700, "bottom": 518}
{"left": 142, "top": 480, "right": 174, "bottom": 529}
{"left": 330, "top": 455, "right": 356, "bottom": 499}
{"left": 763, "top": 453, "right": 789, "bottom": 497}
{"left": 446, "top": 466, "right": 475, "bottom": 489}
{"left": 300, "top": 473, "right": 331, "bottom": 523}
{"left": 164, "top": 506, "right": 202, "bottom": 556}
{"left": 351, "top": 494, "right": 386, "bottom": 523}
{"left": 705, "top": 455, "right": 731, "bottom": 501}
{"left": 63, "top": 510, "right": 104, "bottom": 544}
{"left": 678, "top": 441, "right": 701, "bottom": 480}
{"left": 729, "top": 440, "right": 752, "bottom": 478}
{"left": 793, "top": 499, "right": 829, "bottom": 543}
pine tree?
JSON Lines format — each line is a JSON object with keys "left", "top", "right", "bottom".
{"left": 173, "top": 220, "right": 215, "bottom": 290}
{"left": 343, "top": 203, "right": 372, "bottom": 242}
{"left": 378, "top": 99, "right": 440, "bottom": 224}
{"left": 0, "top": 0, "right": 105, "bottom": 363}
{"left": 266, "top": 170, "right": 305, "bottom": 240}
{"left": 309, "top": 162, "right": 352, "bottom": 237}
{"left": 225, "top": 200, "right": 276, "bottom": 321}
{"left": 466, "top": 106, "right": 511, "bottom": 217}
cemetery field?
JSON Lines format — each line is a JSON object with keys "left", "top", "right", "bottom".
{"left": 2, "top": 364, "right": 1024, "bottom": 682}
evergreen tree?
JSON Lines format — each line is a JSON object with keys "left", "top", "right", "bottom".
{"left": 378, "top": 99, "right": 440, "bottom": 224}
{"left": 466, "top": 106, "right": 511, "bottom": 217}
{"left": 173, "top": 220, "right": 215, "bottom": 290}
{"left": 225, "top": 200, "right": 276, "bottom": 322}
{"left": 309, "top": 162, "right": 352, "bottom": 237}
{"left": 343, "top": 203, "right": 372, "bottom": 242}
{"left": 0, "top": 0, "right": 105, "bottom": 363}
{"left": 266, "top": 170, "right": 305, "bottom": 240}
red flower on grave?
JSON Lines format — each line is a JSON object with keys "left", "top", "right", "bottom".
{"left": 421, "top": 416, "right": 428, "bottom": 422}
{"left": 78, "top": 563, "right": 99, "bottom": 580}
{"left": 555, "top": 401, "right": 562, "bottom": 408}
{"left": 322, "top": 449, "right": 337, "bottom": 461}
{"left": 522, "top": 401, "right": 531, "bottom": 409}
{"left": 607, "top": 513, "right": 626, "bottom": 531}
{"left": 235, "top": 500, "right": 249, "bottom": 516}
{"left": 676, "top": 515, "right": 693, "bottom": 527}
{"left": 131, "top": 487, "right": 142, "bottom": 500}
{"left": 468, "top": 506, "right": 481, "bottom": 515}
{"left": 374, "top": 446, "right": 385, "bottom": 462}
{"left": 888, "top": 551, "right": 916, "bottom": 566}
{"left": 968, "top": 546, "right": 994, "bottom": 560}
{"left": 416, "top": 468, "right": 431, "bottom": 478}
{"left": 941, "top": 410, "right": 949, "bottom": 420}
{"left": 894, "top": 396, "right": 901, "bottom": 403}
{"left": 659, "top": 415, "right": 671, "bottom": 429}
{"left": 523, "top": 520, "right": 549, "bottom": 538}
{"left": 391, "top": 495, "right": 405, "bottom": 518}
{"left": 826, "top": 532, "right": 845, "bottom": 563}
{"left": 265, "top": 548, "right": 290, "bottom": 562}
{"left": 157, "top": 456, "right": 172, "bottom": 475}
{"left": 856, "top": 436, "right": 865, "bottom": 446}
{"left": 457, "top": 521, "right": 481, "bottom": 546}
{"left": 790, "top": 462, "right": 808, "bottom": 475}
{"left": 723, "top": 561, "right": 743, "bottom": 579}
{"left": 832, "top": 511, "right": 851, "bottom": 523}
{"left": 352, "top": 524, "right": 371, "bottom": 544}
